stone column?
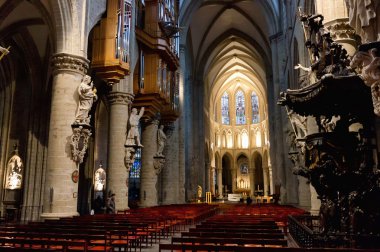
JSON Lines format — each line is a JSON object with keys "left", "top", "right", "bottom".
{"left": 41, "top": 53, "right": 89, "bottom": 219}
{"left": 315, "top": 0, "right": 359, "bottom": 56}
{"left": 231, "top": 168, "right": 237, "bottom": 193}
{"left": 263, "top": 166, "right": 269, "bottom": 196}
{"left": 107, "top": 91, "right": 134, "bottom": 211}
{"left": 310, "top": 184, "right": 321, "bottom": 215}
{"left": 268, "top": 166, "right": 273, "bottom": 195}
{"left": 205, "top": 161, "right": 210, "bottom": 193}
{"left": 217, "top": 168, "right": 223, "bottom": 199}
{"left": 210, "top": 166, "right": 216, "bottom": 195}
{"left": 298, "top": 177, "right": 311, "bottom": 209}
{"left": 249, "top": 169, "right": 255, "bottom": 197}
{"left": 161, "top": 124, "right": 179, "bottom": 205}
{"left": 326, "top": 18, "right": 360, "bottom": 56}
{"left": 139, "top": 120, "right": 159, "bottom": 207}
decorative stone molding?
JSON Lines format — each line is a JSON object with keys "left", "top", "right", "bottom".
{"left": 107, "top": 92, "right": 134, "bottom": 105}
{"left": 124, "top": 146, "right": 136, "bottom": 172}
{"left": 153, "top": 156, "right": 165, "bottom": 175}
{"left": 345, "top": 0, "right": 378, "bottom": 43}
{"left": 351, "top": 42, "right": 380, "bottom": 116}
{"left": 51, "top": 53, "right": 90, "bottom": 75}
{"left": 326, "top": 20, "right": 360, "bottom": 42}
{"left": 70, "top": 125, "right": 92, "bottom": 164}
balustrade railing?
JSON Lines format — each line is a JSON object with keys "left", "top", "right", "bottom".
{"left": 289, "top": 215, "right": 380, "bottom": 249}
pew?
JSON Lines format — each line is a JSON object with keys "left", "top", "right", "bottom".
{"left": 159, "top": 243, "right": 380, "bottom": 252}
{"left": 171, "top": 236, "right": 288, "bottom": 247}
{"left": 181, "top": 231, "right": 285, "bottom": 240}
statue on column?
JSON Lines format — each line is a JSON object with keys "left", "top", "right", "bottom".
{"left": 156, "top": 125, "right": 166, "bottom": 157}
{"left": 74, "top": 75, "right": 97, "bottom": 125}
{"left": 70, "top": 75, "right": 97, "bottom": 164}
{"left": 126, "top": 107, "right": 145, "bottom": 147}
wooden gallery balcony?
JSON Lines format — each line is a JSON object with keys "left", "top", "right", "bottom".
{"left": 134, "top": 0, "right": 180, "bottom": 122}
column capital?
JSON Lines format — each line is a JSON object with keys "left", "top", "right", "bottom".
{"left": 50, "top": 53, "right": 90, "bottom": 75}
{"left": 107, "top": 92, "right": 134, "bottom": 105}
{"left": 326, "top": 19, "right": 360, "bottom": 47}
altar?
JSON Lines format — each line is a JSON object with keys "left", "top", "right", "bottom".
{"left": 227, "top": 193, "right": 241, "bottom": 202}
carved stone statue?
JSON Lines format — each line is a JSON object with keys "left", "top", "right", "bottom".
{"left": 74, "top": 75, "right": 97, "bottom": 125}
{"left": 345, "top": 0, "right": 379, "bottom": 43}
{"left": 287, "top": 109, "right": 307, "bottom": 138}
{"left": 197, "top": 185, "right": 202, "bottom": 200}
{"left": 126, "top": 107, "right": 145, "bottom": 147}
{"left": 351, "top": 44, "right": 380, "bottom": 115}
{"left": 156, "top": 125, "right": 166, "bottom": 157}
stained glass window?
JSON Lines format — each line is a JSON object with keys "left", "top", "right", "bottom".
{"left": 235, "top": 90, "right": 246, "bottom": 125}
{"left": 251, "top": 92, "right": 260, "bottom": 123}
{"left": 221, "top": 92, "right": 230, "bottom": 125}
{"left": 129, "top": 148, "right": 141, "bottom": 178}
{"left": 240, "top": 163, "right": 248, "bottom": 175}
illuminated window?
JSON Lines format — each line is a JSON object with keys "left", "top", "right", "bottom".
{"left": 235, "top": 90, "right": 246, "bottom": 125}
{"left": 94, "top": 166, "right": 106, "bottom": 192}
{"left": 129, "top": 148, "right": 141, "bottom": 178}
{"left": 256, "top": 131, "right": 262, "bottom": 147}
{"left": 6, "top": 155, "right": 23, "bottom": 190}
{"left": 240, "top": 163, "right": 248, "bottom": 175}
{"left": 241, "top": 130, "right": 249, "bottom": 148}
{"left": 221, "top": 92, "right": 230, "bottom": 125}
{"left": 227, "top": 130, "right": 233, "bottom": 148}
{"left": 251, "top": 92, "right": 260, "bottom": 123}
{"left": 222, "top": 131, "right": 227, "bottom": 148}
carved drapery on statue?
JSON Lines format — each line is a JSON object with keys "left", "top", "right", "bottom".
{"left": 70, "top": 75, "right": 97, "bottom": 165}
{"left": 155, "top": 125, "right": 166, "bottom": 157}
{"left": 351, "top": 41, "right": 380, "bottom": 116}
{"left": 345, "top": 0, "right": 379, "bottom": 43}
{"left": 279, "top": 12, "right": 380, "bottom": 247}
{"left": 124, "top": 107, "right": 145, "bottom": 170}
{"left": 125, "top": 107, "right": 145, "bottom": 147}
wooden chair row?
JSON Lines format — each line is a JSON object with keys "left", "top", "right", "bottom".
{"left": 159, "top": 243, "right": 380, "bottom": 252}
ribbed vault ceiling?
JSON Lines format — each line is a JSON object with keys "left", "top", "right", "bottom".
{"left": 180, "top": 0, "right": 280, "bottom": 105}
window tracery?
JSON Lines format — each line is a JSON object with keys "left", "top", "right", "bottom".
{"left": 251, "top": 92, "right": 260, "bottom": 123}
{"left": 221, "top": 92, "right": 230, "bottom": 125}
{"left": 235, "top": 90, "right": 246, "bottom": 125}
